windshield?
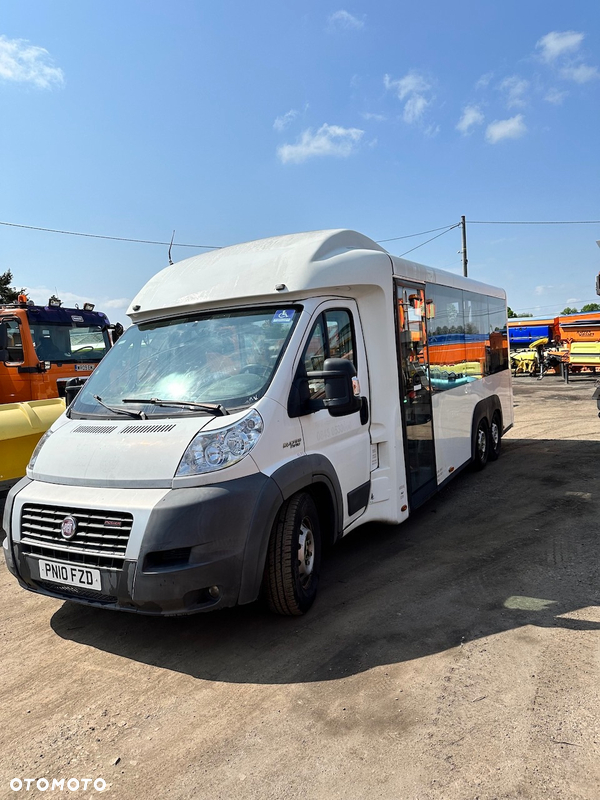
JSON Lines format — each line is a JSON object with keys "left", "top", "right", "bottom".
{"left": 30, "top": 323, "right": 110, "bottom": 363}
{"left": 70, "top": 306, "right": 300, "bottom": 418}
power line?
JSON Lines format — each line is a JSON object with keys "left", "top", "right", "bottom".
{"left": 376, "top": 224, "right": 456, "bottom": 243}
{"left": 397, "top": 224, "right": 461, "bottom": 258}
{"left": 0, "top": 220, "right": 221, "bottom": 249}
{"left": 470, "top": 219, "right": 600, "bottom": 225}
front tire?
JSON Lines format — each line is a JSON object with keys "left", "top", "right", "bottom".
{"left": 265, "top": 492, "right": 322, "bottom": 616}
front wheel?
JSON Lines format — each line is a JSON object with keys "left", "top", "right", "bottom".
{"left": 265, "top": 492, "right": 321, "bottom": 616}
{"left": 473, "top": 417, "right": 489, "bottom": 471}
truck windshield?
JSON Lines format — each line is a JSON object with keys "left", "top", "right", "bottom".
{"left": 30, "top": 323, "right": 110, "bottom": 363}
{"left": 70, "top": 306, "right": 300, "bottom": 418}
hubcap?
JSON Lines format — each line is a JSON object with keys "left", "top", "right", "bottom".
{"left": 477, "top": 427, "right": 487, "bottom": 459}
{"left": 491, "top": 421, "right": 499, "bottom": 448}
{"left": 297, "top": 518, "right": 315, "bottom": 587}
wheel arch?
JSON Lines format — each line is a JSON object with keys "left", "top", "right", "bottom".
{"left": 237, "top": 454, "right": 343, "bottom": 605}
{"left": 470, "top": 395, "right": 502, "bottom": 463}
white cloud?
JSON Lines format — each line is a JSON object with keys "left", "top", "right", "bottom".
{"left": 476, "top": 72, "right": 493, "bottom": 89}
{"left": 277, "top": 123, "right": 364, "bottom": 164}
{"left": 361, "top": 112, "right": 386, "bottom": 122}
{"left": 535, "top": 285, "right": 553, "bottom": 296}
{"left": 456, "top": 105, "right": 484, "bottom": 134}
{"left": 545, "top": 88, "right": 568, "bottom": 104}
{"left": 328, "top": 10, "right": 364, "bottom": 31}
{"left": 384, "top": 71, "right": 430, "bottom": 100}
{"left": 566, "top": 297, "right": 582, "bottom": 304}
{"left": 500, "top": 75, "right": 529, "bottom": 108}
{"left": 273, "top": 109, "right": 298, "bottom": 132}
{"left": 0, "top": 35, "right": 64, "bottom": 89}
{"left": 560, "top": 64, "right": 600, "bottom": 83}
{"left": 424, "top": 124, "right": 440, "bottom": 138}
{"left": 485, "top": 114, "right": 527, "bottom": 144}
{"left": 384, "top": 71, "right": 433, "bottom": 125}
{"left": 536, "top": 31, "right": 584, "bottom": 63}
{"left": 403, "top": 94, "right": 429, "bottom": 124}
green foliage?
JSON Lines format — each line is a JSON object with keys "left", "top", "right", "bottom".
{"left": 561, "top": 306, "right": 578, "bottom": 315}
{"left": 0, "top": 270, "right": 24, "bottom": 304}
{"left": 507, "top": 306, "right": 517, "bottom": 318}
{"left": 581, "top": 302, "right": 600, "bottom": 312}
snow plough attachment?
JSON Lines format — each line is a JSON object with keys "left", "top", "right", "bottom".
{"left": 0, "top": 398, "right": 65, "bottom": 489}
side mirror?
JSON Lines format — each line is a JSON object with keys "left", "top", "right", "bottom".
{"left": 318, "top": 358, "right": 362, "bottom": 417}
{"left": 0, "top": 322, "right": 8, "bottom": 362}
{"left": 288, "top": 358, "right": 362, "bottom": 417}
{"left": 65, "top": 377, "right": 87, "bottom": 406}
{"left": 110, "top": 322, "right": 124, "bottom": 344}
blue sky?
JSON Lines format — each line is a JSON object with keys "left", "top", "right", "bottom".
{"left": 1, "top": 1, "right": 599, "bottom": 323}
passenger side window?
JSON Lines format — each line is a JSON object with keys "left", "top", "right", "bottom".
{"left": 326, "top": 309, "right": 355, "bottom": 364}
{"left": 5, "top": 319, "right": 24, "bottom": 363}
{"left": 303, "top": 319, "right": 326, "bottom": 373}
{"left": 299, "top": 309, "right": 357, "bottom": 403}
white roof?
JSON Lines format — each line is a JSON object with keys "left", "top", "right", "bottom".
{"left": 128, "top": 229, "right": 504, "bottom": 321}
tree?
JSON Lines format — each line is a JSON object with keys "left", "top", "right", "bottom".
{"left": 561, "top": 306, "right": 578, "bottom": 315}
{"left": 0, "top": 270, "right": 23, "bottom": 304}
{"left": 581, "top": 302, "right": 600, "bottom": 312}
{"left": 507, "top": 306, "right": 517, "bottom": 318}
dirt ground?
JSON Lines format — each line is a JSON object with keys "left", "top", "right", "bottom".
{"left": 1, "top": 375, "right": 600, "bottom": 800}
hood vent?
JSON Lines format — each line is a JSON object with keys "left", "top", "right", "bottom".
{"left": 72, "top": 425, "right": 118, "bottom": 434}
{"left": 120, "top": 424, "right": 177, "bottom": 434}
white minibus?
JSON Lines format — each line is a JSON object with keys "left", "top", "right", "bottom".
{"left": 3, "top": 230, "right": 512, "bottom": 615}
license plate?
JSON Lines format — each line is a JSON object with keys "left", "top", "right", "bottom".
{"left": 38, "top": 559, "right": 102, "bottom": 591}
{"left": 75, "top": 364, "right": 95, "bottom": 372}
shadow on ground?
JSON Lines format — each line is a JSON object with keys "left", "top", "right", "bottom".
{"left": 47, "top": 435, "right": 600, "bottom": 685}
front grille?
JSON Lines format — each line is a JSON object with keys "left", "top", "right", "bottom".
{"left": 20, "top": 504, "right": 133, "bottom": 570}
{"left": 36, "top": 581, "right": 117, "bottom": 604}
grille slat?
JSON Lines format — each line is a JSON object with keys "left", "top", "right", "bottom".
{"left": 72, "top": 425, "right": 118, "bottom": 434}
{"left": 36, "top": 581, "right": 117, "bottom": 604}
{"left": 120, "top": 424, "right": 176, "bottom": 434}
{"left": 20, "top": 503, "right": 133, "bottom": 570}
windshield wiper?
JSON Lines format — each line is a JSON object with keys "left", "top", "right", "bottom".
{"left": 93, "top": 395, "right": 146, "bottom": 419}
{"left": 121, "top": 398, "right": 229, "bottom": 416}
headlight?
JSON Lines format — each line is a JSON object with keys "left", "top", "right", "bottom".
{"left": 176, "top": 409, "right": 263, "bottom": 477}
{"left": 27, "top": 428, "right": 54, "bottom": 472}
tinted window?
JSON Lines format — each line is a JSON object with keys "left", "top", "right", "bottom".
{"left": 5, "top": 319, "right": 24, "bottom": 363}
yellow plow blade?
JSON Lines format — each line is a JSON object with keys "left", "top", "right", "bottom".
{"left": 0, "top": 398, "right": 65, "bottom": 482}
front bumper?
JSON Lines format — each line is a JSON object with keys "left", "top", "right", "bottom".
{"left": 4, "top": 474, "right": 283, "bottom": 615}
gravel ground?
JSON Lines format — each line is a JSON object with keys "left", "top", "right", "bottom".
{"left": 1, "top": 375, "right": 599, "bottom": 799}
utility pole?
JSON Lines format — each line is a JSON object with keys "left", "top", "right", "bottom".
{"left": 461, "top": 215, "right": 468, "bottom": 277}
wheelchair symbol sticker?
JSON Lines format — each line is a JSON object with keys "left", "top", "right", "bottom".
{"left": 272, "top": 309, "right": 294, "bottom": 324}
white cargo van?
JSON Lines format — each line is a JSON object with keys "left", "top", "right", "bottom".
{"left": 2, "top": 230, "right": 513, "bottom": 615}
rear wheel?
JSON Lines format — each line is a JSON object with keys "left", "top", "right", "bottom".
{"left": 489, "top": 411, "right": 502, "bottom": 461}
{"left": 473, "top": 417, "right": 489, "bottom": 471}
{"left": 265, "top": 492, "right": 322, "bottom": 616}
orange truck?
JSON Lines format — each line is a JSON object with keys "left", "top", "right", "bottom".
{"left": 547, "top": 311, "right": 600, "bottom": 381}
{"left": 0, "top": 295, "right": 116, "bottom": 488}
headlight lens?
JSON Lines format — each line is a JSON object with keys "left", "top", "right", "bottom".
{"left": 176, "top": 409, "right": 263, "bottom": 476}
{"left": 27, "top": 428, "right": 54, "bottom": 472}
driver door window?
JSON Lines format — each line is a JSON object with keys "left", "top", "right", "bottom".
{"left": 5, "top": 320, "right": 24, "bottom": 363}
{"left": 300, "top": 310, "right": 356, "bottom": 403}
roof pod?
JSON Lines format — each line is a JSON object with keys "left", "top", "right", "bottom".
{"left": 127, "top": 229, "right": 391, "bottom": 321}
